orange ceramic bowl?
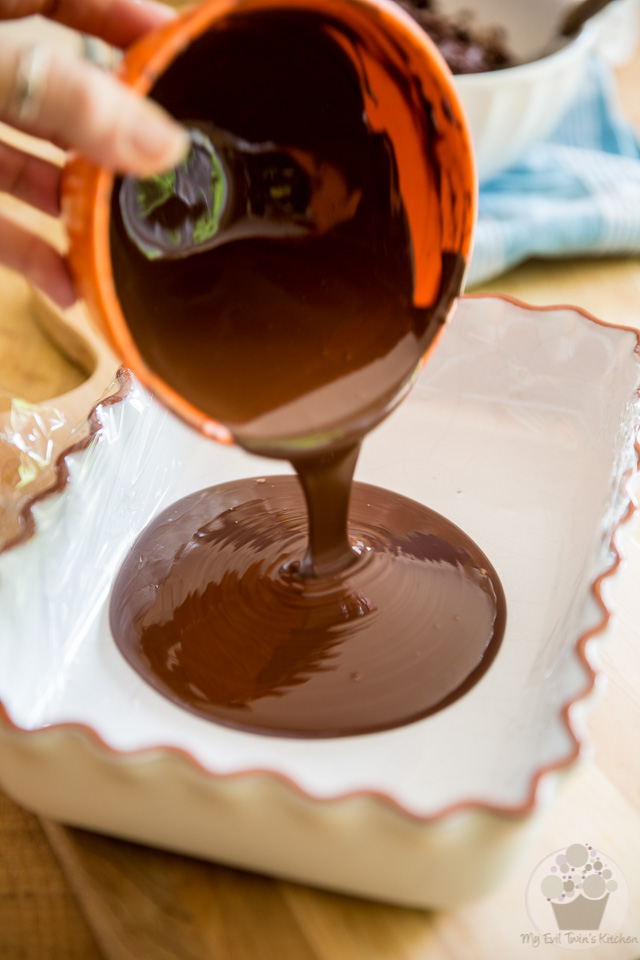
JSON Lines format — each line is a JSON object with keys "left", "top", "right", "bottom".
{"left": 62, "top": 0, "right": 476, "bottom": 443}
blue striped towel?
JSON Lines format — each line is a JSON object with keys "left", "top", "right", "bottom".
{"left": 467, "top": 56, "right": 640, "bottom": 287}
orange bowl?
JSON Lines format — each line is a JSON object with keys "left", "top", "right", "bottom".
{"left": 62, "top": 0, "right": 476, "bottom": 443}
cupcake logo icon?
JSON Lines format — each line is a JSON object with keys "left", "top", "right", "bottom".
{"left": 525, "top": 843, "right": 630, "bottom": 950}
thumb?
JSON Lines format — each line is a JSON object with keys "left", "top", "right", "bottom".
{"left": 0, "top": 37, "right": 189, "bottom": 175}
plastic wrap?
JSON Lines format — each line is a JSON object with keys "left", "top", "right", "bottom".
{"left": 0, "top": 369, "right": 267, "bottom": 727}
{"left": 0, "top": 281, "right": 118, "bottom": 554}
{"left": 0, "top": 396, "right": 90, "bottom": 554}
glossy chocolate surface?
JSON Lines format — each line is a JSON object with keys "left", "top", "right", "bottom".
{"left": 111, "top": 478, "right": 506, "bottom": 737}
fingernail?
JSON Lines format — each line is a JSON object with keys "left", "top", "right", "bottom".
{"left": 126, "top": 101, "right": 189, "bottom": 173}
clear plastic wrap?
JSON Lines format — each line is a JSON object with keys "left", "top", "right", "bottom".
{"left": 0, "top": 281, "right": 117, "bottom": 554}
{"left": 0, "top": 395, "right": 90, "bottom": 553}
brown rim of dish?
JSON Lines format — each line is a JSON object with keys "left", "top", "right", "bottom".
{"left": 0, "top": 294, "right": 638, "bottom": 826}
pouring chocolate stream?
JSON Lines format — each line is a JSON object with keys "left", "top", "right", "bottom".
{"left": 106, "top": 5, "right": 505, "bottom": 736}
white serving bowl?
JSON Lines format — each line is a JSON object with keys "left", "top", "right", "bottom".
{"left": 436, "top": 0, "right": 640, "bottom": 182}
{"left": 0, "top": 296, "right": 639, "bottom": 908}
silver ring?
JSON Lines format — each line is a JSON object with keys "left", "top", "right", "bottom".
{"left": 9, "top": 45, "right": 50, "bottom": 125}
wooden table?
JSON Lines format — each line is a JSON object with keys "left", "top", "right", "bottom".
{"left": 1, "top": 29, "right": 640, "bottom": 960}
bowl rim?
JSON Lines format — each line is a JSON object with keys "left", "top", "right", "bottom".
{"left": 1, "top": 293, "right": 639, "bottom": 825}
{"left": 453, "top": 16, "right": 597, "bottom": 85}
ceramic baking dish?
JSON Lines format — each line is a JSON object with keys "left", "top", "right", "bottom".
{"left": 0, "top": 294, "right": 638, "bottom": 909}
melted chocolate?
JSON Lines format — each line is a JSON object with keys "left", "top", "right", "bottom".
{"left": 111, "top": 478, "right": 505, "bottom": 737}
{"left": 110, "top": 9, "right": 459, "bottom": 455}
{"left": 394, "top": 0, "right": 517, "bottom": 74}
{"left": 108, "top": 8, "right": 506, "bottom": 738}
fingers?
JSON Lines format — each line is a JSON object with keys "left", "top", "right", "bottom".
{"left": 0, "top": 1, "right": 183, "bottom": 307}
{"left": 0, "top": 35, "right": 189, "bottom": 175}
{"left": 0, "top": 0, "right": 176, "bottom": 49}
{"left": 0, "top": 213, "right": 76, "bottom": 307}
{"left": 0, "top": 139, "right": 61, "bottom": 216}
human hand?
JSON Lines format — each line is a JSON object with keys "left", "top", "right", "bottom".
{"left": 0, "top": 0, "right": 189, "bottom": 307}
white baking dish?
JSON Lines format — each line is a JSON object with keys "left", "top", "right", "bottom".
{"left": 0, "top": 295, "right": 638, "bottom": 908}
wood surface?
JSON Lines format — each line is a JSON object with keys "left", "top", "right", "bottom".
{"left": 1, "top": 17, "right": 640, "bottom": 960}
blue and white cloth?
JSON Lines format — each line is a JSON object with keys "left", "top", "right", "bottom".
{"left": 467, "top": 57, "right": 640, "bottom": 287}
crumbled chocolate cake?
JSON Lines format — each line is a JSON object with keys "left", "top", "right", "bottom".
{"left": 395, "top": 0, "right": 517, "bottom": 73}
